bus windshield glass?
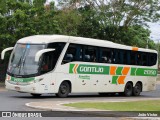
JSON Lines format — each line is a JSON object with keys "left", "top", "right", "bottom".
{"left": 7, "top": 44, "right": 45, "bottom": 76}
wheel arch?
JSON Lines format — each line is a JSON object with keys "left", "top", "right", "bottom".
{"left": 126, "top": 81, "right": 133, "bottom": 86}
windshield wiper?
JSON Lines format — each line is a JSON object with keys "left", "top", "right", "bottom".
{"left": 11, "top": 48, "right": 27, "bottom": 75}
{"left": 17, "top": 56, "right": 23, "bottom": 67}
{"left": 20, "top": 57, "right": 27, "bottom": 75}
{"left": 11, "top": 56, "right": 23, "bottom": 74}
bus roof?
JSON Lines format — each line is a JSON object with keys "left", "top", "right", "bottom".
{"left": 17, "top": 35, "right": 157, "bottom": 53}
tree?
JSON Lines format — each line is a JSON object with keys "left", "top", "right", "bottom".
{"left": 59, "top": 0, "right": 160, "bottom": 27}
{"left": 54, "top": 9, "right": 82, "bottom": 36}
{"left": 77, "top": 5, "right": 101, "bottom": 38}
{"left": 58, "top": 0, "right": 159, "bottom": 48}
{"left": 0, "top": 0, "right": 60, "bottom": 52}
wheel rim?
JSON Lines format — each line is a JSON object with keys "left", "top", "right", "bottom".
{"left": 127, "top": 85, "right": 131, "bottom": 92}
{"left": 60, "top": 84, "right": 67, "bottom": 94}
{"left": 126, "top": 84, "right": 132, "bottom": 95}
{"left": 135, "top": 85, "right": 141, "bottom": 94}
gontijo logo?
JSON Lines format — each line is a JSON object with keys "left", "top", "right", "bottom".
{"left": 69, "top": 64, "right": 109, "bottom": 74}
{"left": 80, "top": 66, "right": 104, "bottom": 73}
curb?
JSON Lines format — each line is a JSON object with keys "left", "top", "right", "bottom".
{"left": 25, "top": 100, "right": 122, "bottom": 111}
{"left": 25, "top": 103, "right": 53, "bottom": 111}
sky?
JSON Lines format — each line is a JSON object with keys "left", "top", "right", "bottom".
{"left": 148, "top": 23, "right": 160, "bottom": 42}
{"left": 47, "top": 0, "right": 160, "bottom": 42}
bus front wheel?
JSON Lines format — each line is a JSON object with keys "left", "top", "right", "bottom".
{"left": 124, "top": 82, "right": 133, "bottom": 96}
{"left": 56, "top": 81, "right": 70, "bottom": 98}
{"left": 133, "top": 83, "right": 142, "bottom": 96}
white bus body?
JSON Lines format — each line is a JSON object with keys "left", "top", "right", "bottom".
{"left": 1, "top": 35, "right": 158, "bottom": 97}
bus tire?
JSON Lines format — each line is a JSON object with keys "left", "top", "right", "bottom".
{"left": 56, "top": 81, "right": 70, "bottom": 98}
{"left": 124, "top": 82, "right": 133, "bottom": 97}
{"left": 133, "top": 83, "right": 142, "bottom": 96}
{"left": 30, "top": 93, "right": 41, "bottom": 97}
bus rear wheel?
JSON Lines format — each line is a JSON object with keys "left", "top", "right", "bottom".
{"left": 133, "top": 83, "right": 142, "bottom": 96}
{"left": 30, "top": 93, "right": 41, "bottom": 97}
{"left": 56, "top": 81, "right": 70, "bottom": 98}
{"left": 124, "top": 82, "right": 133, "bottom": 96}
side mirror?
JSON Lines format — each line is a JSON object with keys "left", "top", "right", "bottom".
{"left": 1, "top": 47, "right": 14, "bottom": 60}
{"left": 62, "top": 54, "right": 73, "bottom": 64}
{"left": 35, "top": 49, "right": 55, "bottom": 62}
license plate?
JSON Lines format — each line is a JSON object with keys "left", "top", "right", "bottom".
{"left": 15, "top": 87, "right": 20, "bottom": 91}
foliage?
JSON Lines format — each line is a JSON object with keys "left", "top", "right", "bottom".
{"left": 77, "top": 5, "right": 101, "bottom": 38}
{"left": 57, "top": 0, "right": 159, "bottom": 49}
{"left": 54, "top": 10, "right": 82, "bottom": 36}
{"left": 0, "top": 0, "right": 60, "bottom": 52}
{"left": 0, "top": 0, "right": 159, "bottom": 53}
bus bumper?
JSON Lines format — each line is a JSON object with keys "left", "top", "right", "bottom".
{"left": 5, "top": 81, "right": 37, "bottom": 93}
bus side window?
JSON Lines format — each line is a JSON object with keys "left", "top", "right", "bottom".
{"left": 76, "top": 45, "right": 83, "bottom": 61}
{"left": 148, "top": 53, "right": 157, "bottom": 66}
{"left": 111, "top": 49, "right": 116, "bottom": 64}
{"left": 100, "top": 48, "right": 111, "bottom": 63}
{"left": 62, "top": 44, "right": 77, "bottom": 64}
{"left": 123, "top": 50, "right": 130, "bottom": 65}
{"left": 130, "top": 51, "right": 136, "bottom": 65}
{"left": 136, "top": 52, "right": 142, "bottom": 65}
{"left": 83, "top": 46, "right": 98, "bottom": 62}
{"left": 115, "top": 49, "right": 123, "bottom": 64}
{"left": 40, "top": 43, "right": 65, "bottom": 74}
{"left": 41, "top": 52, "right": 54, "bottom": 74}
{"left": 141, "top": 52, "right": 147, "bottom": 66}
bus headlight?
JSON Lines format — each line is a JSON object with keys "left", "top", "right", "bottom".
{"left": 6, "top": 75, "right": 11, "bottom": 81}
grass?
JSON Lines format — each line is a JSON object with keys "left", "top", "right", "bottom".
{"left": 64, "top": 100, "right": 160, "bottom": 111}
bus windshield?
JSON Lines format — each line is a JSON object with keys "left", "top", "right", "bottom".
{"left": 7, "top": 44, "right": 45, "bottom": 76}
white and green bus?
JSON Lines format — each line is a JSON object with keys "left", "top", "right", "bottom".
{"left": 1, "top": 35, "right": 158, "bottom": 97}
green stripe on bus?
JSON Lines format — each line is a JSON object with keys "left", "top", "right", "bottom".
{"left": 112, "top": 76, "right": 118, "bottom": 84}
{"left": 116, "top": 67, "right": 123, "bottom": 75}
{"left": 131, "top": 68, "right": 157, "bottom": 76}
{"left": 131, "top": 68, "right": 137, "bottom": 75}
{"left": 69, "top": 64, "right": 157, "bottom": 76}
{"left": 69, "top": 64, "right": 75, "bottom": 73}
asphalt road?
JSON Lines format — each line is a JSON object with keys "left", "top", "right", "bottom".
{"left": 0, "top": 84, "right": 160, "bottom": 120}
{"left": 0, "top": 84, "right": 160, "bottom": 111}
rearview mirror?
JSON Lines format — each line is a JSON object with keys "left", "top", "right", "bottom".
{"left": 1, "top": 47, "right": 14, "bottom": 60}
{"left": 35, "top": 49, "right": 55, "bottom": 62}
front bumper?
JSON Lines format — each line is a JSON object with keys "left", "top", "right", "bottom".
{"left": 5, "top": 81, "right": 37, "bottom": 93}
